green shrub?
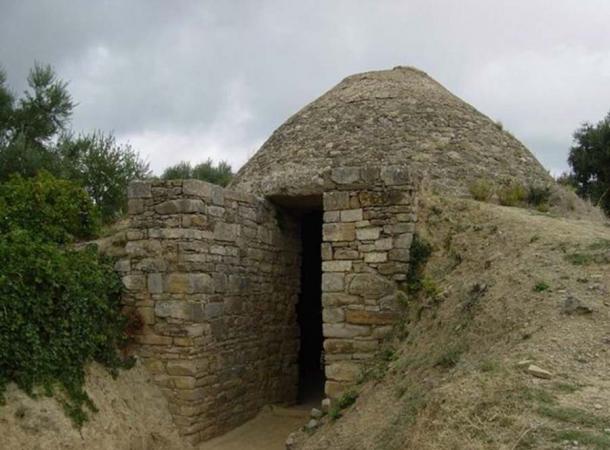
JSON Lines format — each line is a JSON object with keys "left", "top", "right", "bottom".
{"left": 534, "top": 281, "right": 550, "bottom": 292}
{"left": 497, "top": 182, "right": 527, "bottom": 206}
{"left": 0, "top": 229, "right": 126, "bottom": 425}
{"left": 468, "top": 179, "right": 494, "bottom": 201}
{"left": 0, "top": 172, "right": 100, "bottom": 243}
{"left": 527, "top": 184, "right": 552, "bottom": 205}
{"left": 407, "top": 234, "right": 433, "bottom": 296}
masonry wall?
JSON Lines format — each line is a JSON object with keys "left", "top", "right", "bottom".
{"left": 119, "top": 179, "right": 301, "bottom": 444}
{"left": 320, "top": 166, "right": 417, "bottom": 397}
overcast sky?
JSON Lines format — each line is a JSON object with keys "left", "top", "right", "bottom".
{"left": 1, "top": 0, "right": 609, "bottom": 175}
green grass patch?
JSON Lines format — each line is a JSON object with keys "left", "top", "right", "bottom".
{"left": 533, "top": 281, "right": 550, "bottom": 292}
{"left": 435, "top": 345, "right": 465, "bottom": 369}
{"left": 328, "top": 390, "right": 358, "bottom": 420}
{"left": 553, "top": 430, "right": 610, "bottom": 449}
{"left": 538, "top": 405, "right": 610, "bottom": 428}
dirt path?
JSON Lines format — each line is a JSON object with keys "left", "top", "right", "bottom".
{"left": 198, "top": 405, "right": 309, "bottom": 450}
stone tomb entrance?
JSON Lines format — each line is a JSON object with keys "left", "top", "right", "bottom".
{"left": 121, "top": 166, "right": 417, "bottom": 444}
{"left": 270, "top": 197, "right": 325, "bottom": 406}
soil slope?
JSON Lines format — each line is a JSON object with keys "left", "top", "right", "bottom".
{"left": 296, "top": 196, "right": 610, "bottom": 450}
{"left": 0, "top": 361, "right": 188, "bottom": 450}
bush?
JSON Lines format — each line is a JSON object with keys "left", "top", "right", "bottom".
{"left": 407, "top": 234, "right": 433, "bottom": 296}
{"left": 0, "top": 230, "right": 126, "bottom": 425}
{"left": 527, "top": 184, "right": 552, "bottom": 208}
{"left": 162, "top": 158, "right": 233, "bottom": 186}
{"left": 468, "top": 179, "right": 494, "bottom": 201}
{"left": 0, "top": 172, "right": 100, "bottom": 243}
{"left": 497, "top": 182, "right": 527, "bottom": 206}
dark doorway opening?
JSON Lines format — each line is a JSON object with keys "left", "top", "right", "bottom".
{"left": 296, "top": 210, "right": 325, "bottom": 405}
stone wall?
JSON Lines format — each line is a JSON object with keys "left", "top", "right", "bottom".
{"left": 320, "top": 166, "right": 417, "bottom": 397}
{"left": 119, "top": 179, "right": 301, "bottom": 444}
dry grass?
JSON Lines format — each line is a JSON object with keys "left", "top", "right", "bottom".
{"left": 298, "top": 195, "right": 610, "bottom": 450}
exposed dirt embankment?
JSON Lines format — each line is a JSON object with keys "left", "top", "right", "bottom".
{"left": 296, "top": 197, "right": 610, "bottom": 450}
{"left": 0, "top": 362, "right": 188, "bottom": 450}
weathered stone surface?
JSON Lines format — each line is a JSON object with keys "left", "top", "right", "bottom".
{"left": 147, "top": 273, "right": 163, "bottom": 294}
{"left": 323, "top": 223, "right": 356, "bottom": 242}
{"left": 334, "top": 248, "right": 359, "bottom": 260}
{"left": 526, "top": 365, "right": 553, "bottom": 379}
{"left": 323, "top": 191, "right": 350, "bottom": 211}
{"left": 345, "top": 309, "right": 397, "bottom": 325}
{"left": 165, "top": 273, "right": 213, "bottom": 294}
{"left": 182, "top": 179, "right": 213, "bottom": 198}
{"left": 324, "top": 380, "right": 351, "bottom": 399}
{"left": 128, "top": 181, "right": 152, "bottom": 198}
{"left": 348, "top": 273, "right": 394, "bottom": 297}
{"left": 155, "top": 199, "right": 205, "bottom": 215}
{"left": 322, "top": 273, "right": 345, "bottom": 292}
{"left": 155, "top": 302, "right": 205, "bottom": 322}
{"left": 356, "top": 227, "right": 381, "bottom": 241}
{"left": 340, "top": 208, "right": 363, "bottom": 222}
{"left": 331, "top": 167, "right": 360, "bottom": 185}
{"left": 322, "top": 307, "right": 345, "bottom": 323}
{"left": 322, "top": 260, "right": 352, "bottom": 272}
{"left": 364, "top": 252, "right": 387, "bottom": 263}
{"left": 326, "top": 362, "right": 361, "bottom": 382}
{"left": 323, "top": 323, "right": 370, "bottom": 338}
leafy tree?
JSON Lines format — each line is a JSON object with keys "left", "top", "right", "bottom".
{"left": 0, "top": 63, "right": 150, "bottom": 222}
{"left": 568, "top": 112, "right": 610, "bottom": 215}
{"left": 162, "top": 158, "right": 233, "bottom": 186}
{"left": 58, "top": 133, "right": 150, "bottom": 222}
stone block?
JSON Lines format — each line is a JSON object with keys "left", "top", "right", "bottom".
{"left": 389, "top": 249, "right": 410, "bottom": 261}
{"left": 326, "top": 362, "right": 361, "bottom": 382}
{"left": 340, "top": 209, "right": 363, "bottom": 222}
{"left": 155, "top": 199, "right": 205, "bottom": 214}
{"left": 345, "top": 309, "right": 397, "bottom": 325}
{"left": 322, "top": 273, "right": 344, "bottom": 292}
{"left": 128, "top": 181, "right": 152, "bottom": 198}
{"left": 155, "top": 301, "right": 206, "bottom": 322}
{"left": 183, "top": 179, "right": 214, "bottom": 198}
{"left": 205, "top": 302, "right": 224, "bottom": 320}
{"left": 166, "top": 360, "right": 204, "bottom": 377}
{"left": 321, "top": 243, "right": 333, "bottom": 260}
{"left": 322, "top": 293, "right": 362, "bottom": 306}
{"left": 358, "top": 191, "right": 384, "bottom": 206}
{"left": 375, "top": 238, "right": 393, "bottom": 251}
{"left": 348, "top": 273, "right": 394, "bottom": 298}
{"left": 323, "top": 191, "right": 350, "bottom": 211}
{"left": 322, "top": 307, "right": 345, "bottom": 323}
{"left": 213, "top": 223, "right": 239, "bottom": 242}
{"left": 331, "top": 167, "right": 360, "bottom": 185}
{"left": 356, "top": 227, "right": 381, "bottom": 241}
{"left": 323, "top": 323, "right": 370, "bottom": 338}
{"left": 147, "top": 273, "right": 164, "bottom": 294}
{"left": 122, "top": 274, "right": 145, "bottom": 291}
{"left": 364, "top": 252, "right": 387, "bottom": 263}
{"left": 334, "top": 248, "right": 359, "bottom": 260}
{"left": 325, "top": 380, "right": 352, "bottom": 399}
{"left": 323, "top": 223, "right": 356, "bottom": 242}
{"left": 323, "top": 211, "right": 340, "bottom": 223}
{"left": 128, "top": 198, "right": 145, "bottom": 214}
{"left": 322, "top": 260, "right": 352, "bottom": 272}
{"left": 165, "top": 273, "right": 213, "bottom": 294}
{"left": 394, "top": 233, "right": 413, "bottom": 249}
{"left": 380, "top": 166, "right": 411, "bottom": 185}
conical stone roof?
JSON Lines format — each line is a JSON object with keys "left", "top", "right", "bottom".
{"left": 230, "top": 66, "right": 552, "bottom": 197}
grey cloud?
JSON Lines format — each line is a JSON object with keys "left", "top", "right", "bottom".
{"left": 1, "top": 0, "right": 609, "bottom": 174}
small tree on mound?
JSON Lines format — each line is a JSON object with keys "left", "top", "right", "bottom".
{"left": 568, "top": 112, "right": 610, "bottom": 215}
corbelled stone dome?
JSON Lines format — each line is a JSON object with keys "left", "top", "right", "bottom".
{"left": 230, "top": 66, "right": 552, "bottom": 197}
